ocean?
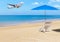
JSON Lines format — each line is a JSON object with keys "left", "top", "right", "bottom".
{"left": 0, "top": 15, "right": 60, "bottom": 26}
{"left": 0, "top": 15, "right": 60, "bottom": 22}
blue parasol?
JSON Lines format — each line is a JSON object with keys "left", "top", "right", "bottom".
{"left": 32, "top": 5, "right": 58, "bottom": 21}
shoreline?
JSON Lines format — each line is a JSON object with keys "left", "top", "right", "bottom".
{"left": 0, "top": 19, "right": 60, "bottom": 28}
{"left": 0, "top": 19, "right": 60, "bottom": 27}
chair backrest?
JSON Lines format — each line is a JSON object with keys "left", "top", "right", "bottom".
{"left": 45, "top": 22, "right": 51, "bottom": 24}
{"left": 44, "top": 22, "right": 51, "bottom": 28}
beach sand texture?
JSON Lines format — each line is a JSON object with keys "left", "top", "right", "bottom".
{"left": 0, "top": 20, "right": 60, "bottom": 42}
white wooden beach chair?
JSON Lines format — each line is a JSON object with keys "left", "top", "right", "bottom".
{"left": 40, "top": 22, "right": 51, "bottom": 32}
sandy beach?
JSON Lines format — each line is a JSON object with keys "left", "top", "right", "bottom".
{"left": 0, "top": 19, "right": 60, "bottom": 42}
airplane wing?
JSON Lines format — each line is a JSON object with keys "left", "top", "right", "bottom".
{"left": 8, "top": 4, "right": 15, "bottom": 7}
{"left": 7, "top": 4, "right": 15, "bottom": 9}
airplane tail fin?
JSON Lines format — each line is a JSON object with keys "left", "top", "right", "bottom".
{"left": 17, "top": 2, "right": 24, "bottom": 5}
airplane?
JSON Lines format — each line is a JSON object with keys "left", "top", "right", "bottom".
{"left": 7, "top": 2, "right": 24, "bottom": 9}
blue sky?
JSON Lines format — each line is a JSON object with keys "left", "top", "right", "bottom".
{"left": 0, "top": 0, "right": 60, "bottom": 15}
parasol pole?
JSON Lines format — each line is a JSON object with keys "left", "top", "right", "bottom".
{"left": 44, "top": 9, "right": 49, "bottom": 32}
{"left": 44, "top": 9, "right": 46, "bottom": 26}
{"left": 45, "top": 10, "right": 46, "bottom": 23}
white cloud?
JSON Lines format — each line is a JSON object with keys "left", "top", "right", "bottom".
{"left": 47, "top": 0, "right": 60, "bottom": 7}
{"left": 48, "top": 0, "right": 60, "bottom": 4}
{"left": 48, "top": 0, "right": 60, "bottom": 8}
{"left": 53, "top": 5, "right": 60, "bottom": 9}
{"left": 32, "top": 2, "right": 40, "bottom": 5}
{"left": 50, "top": 0, "right": 56, "bottom": 2}
{"left": 48, "top": 0, "right": 56, "bottom": 4}
{"left": 32, "top": 2, "right": 45, "bottom": 6}
{"left": 20, "top": 2, "right": 24, "bottom": 4}
{"left": 55, "top": 0, "right": 60, "bottom": 2}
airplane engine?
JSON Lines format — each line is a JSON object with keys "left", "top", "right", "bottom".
{"left": 7, "top": 5, "right": 14, "bottom": 9}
